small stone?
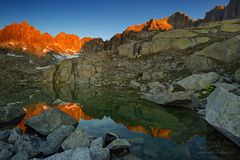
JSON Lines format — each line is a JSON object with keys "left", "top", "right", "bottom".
{"left": 61, "top": 126, "right": 90, "bottom": 151}
{"left": 106, "top": 139, "right": 130, "bottom": 154}
{"left": 235, "top": 68, "right": 240, "bottom": 82}
{"left": 141, "top": 73, "right": 151, "bottom": 81}
{"left": 147, "top": 81, "right": 161, "bottom": 90}
{"left": 198, "top": 109, "right": 206, "bottom": 116}
{"left": 90, "top": 137, "right": 104, "bottom": 148}
{"left": 0, "top": 149, "right": 13, "bottom": 160}
{"left": 139, "top": 84, "right": 147, "bottom": 92}
{"left": 11, "top": 151, "right": 29, "bottom": 160}
{"left": 40, "top": 125, "right": 74, "bottom": 156}
{"left": 0, "top": 130, "right": 10, "bottom": 141}
{"left": 14, "top": 134, "right": 40, "bottom": 158}
{"left": 129, "top": 80, "right": 141, "bottom": 90}
{"left": 104, "top": 132, "right": 119, "bottom": 146}
{"left": 0, "top": 141, "right": 14, "bottom": 151}
{"left": 8, "top": 128, "right": 23, "bottom": 144}
{"left": 89, "top": 147, "right": 110, "bottom": 160}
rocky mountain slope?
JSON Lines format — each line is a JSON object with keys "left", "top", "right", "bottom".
{"left": 0, "top": 21, "right": 93, "bottom": 56}
{"left": 42, "top": 19, "right": 240, "bottom": 86}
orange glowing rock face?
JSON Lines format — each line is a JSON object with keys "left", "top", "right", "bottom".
{"left": 17, "top": 103, "right": 50, "bottom": 132}
{"left": 151, "top": 128, "right": 172, "bottom": 139}
{"left": 16, "top": 102, "right": 92, "bottom": 132}
{"left": 123, "top": 18, "right": 173, "bottom": 35}
{"left": 0, "top": 21, "right": 93, "bottom": 56}
{"left": 55, "top": 103, "right": 92, "bottom": 121}
{"left": 17, "top": 102, "right": 170, "bottom": 139}
{"left": 128, "top": 125, "right": 172, "bottom": 139}
{"left": 215, "top": 6, "right": 225, "bottom": 10}
{"left": 128, "top": 125, "right": 148, "bottom": 134}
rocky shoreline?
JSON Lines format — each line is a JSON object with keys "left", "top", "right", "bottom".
{"left": 139, "top": 71, "right": 240, "bottom": 147}
{"left": 0, "top": 0, "right": 240, "bottom": 159}
{"left": 0, "top": 108, "right": 132, "bottom": 160}
{"left": 37, "top": 18, "right": 240, "bottom": 147}
{"left": 0, "top": 18, "right": 239, "bottom": 155}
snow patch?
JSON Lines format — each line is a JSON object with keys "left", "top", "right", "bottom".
{"left": 9, "top": 42, "right": 15, "bottom": 46}
{"left": 6, "top": 53, "right": 24, "bottom": 58}
{"left": 36, "top": 66, "right": 51, "bottom": 70}
{"left": 7, "top": 102, "right": 23, "bottom": 106}
{"left": 43, "top": 48, "right": 49, "bottom": 53}
{"left": 29, "top": 60, "right": 34, "bottom": 64}
{"left": 53, "top": 53, "right": 81, "bottom": 61}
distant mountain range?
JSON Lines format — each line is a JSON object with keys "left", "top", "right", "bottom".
{"left": 0, "top": 0, "right": 239, "bottom": 56}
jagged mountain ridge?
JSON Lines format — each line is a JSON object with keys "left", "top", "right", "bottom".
{"left": 116, "top": 0, "right": 239, "bottom": 36}
{"left": 0, "top": 0, "right": 239, "bottom": 56}
{"left": 0, "top": 21, "right": 93, "bottom": 56}
{"left": 119, "top": 12, "right": 194, "bottom": 38}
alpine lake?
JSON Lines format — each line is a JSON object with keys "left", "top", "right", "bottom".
{"left": 1, "top": 83, "right": 239, "bottom": 160}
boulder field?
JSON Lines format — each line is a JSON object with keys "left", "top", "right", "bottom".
{"left": 0, "top": 18, "right": 240, "bottom": 155}
{"left": 0, "top": 109, "right": 131, "bottom": 160}
{"left": 41, "top": 19, "right": 240, "bottom": 87}
{"left": 37, "top": 18, "right": 240, "bottom": 147}
{"left": 0, "top": 0, "right": 240, "bottom": 157}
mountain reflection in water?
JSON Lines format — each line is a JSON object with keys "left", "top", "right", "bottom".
{"left": 1, "top": 83, "right": 239, "bottom": 160}
{"left": 17, "top": 102, "right": 92, "bottom": 132}
{"left": 17, "top": 102, "right": 172, "bottom": 139}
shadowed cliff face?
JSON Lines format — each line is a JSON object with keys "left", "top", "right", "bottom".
{"left": 224, "top": 0, "right": 240, "bottom": 19}
{"left": 203, "top": 0, "right": 240, "bottom": 22}
{"left": 0, "top": 21, "right": 93, "bottom": 56}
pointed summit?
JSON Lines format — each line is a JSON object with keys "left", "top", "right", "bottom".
{"left": 21, "top": 20, "right": 29, "bottom": 26}
{"left": 0, "top": 22, "right": 93, "bottom": 56}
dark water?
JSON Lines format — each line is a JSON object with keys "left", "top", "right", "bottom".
{"left": 1, "top": 83, "right": 240, "bottom": 160}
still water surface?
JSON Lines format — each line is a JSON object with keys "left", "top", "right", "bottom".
{"left": 1, "top": 84, "right": 240, "bottom": 160}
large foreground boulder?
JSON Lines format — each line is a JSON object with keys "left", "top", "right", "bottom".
{"left": 25, "top": 108, "right": 78, "bottom": 136}
{"left": 175, "top": 72, "right": 219, "bottom": 91}
{"left": 141, "top": 85, "right": 192, "bottom": 107}
{"left": 205, "top": 87, "right": 240, "bottom": 147}
{"left": 0, "top": 105, "right": 25, "bottom": 124}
